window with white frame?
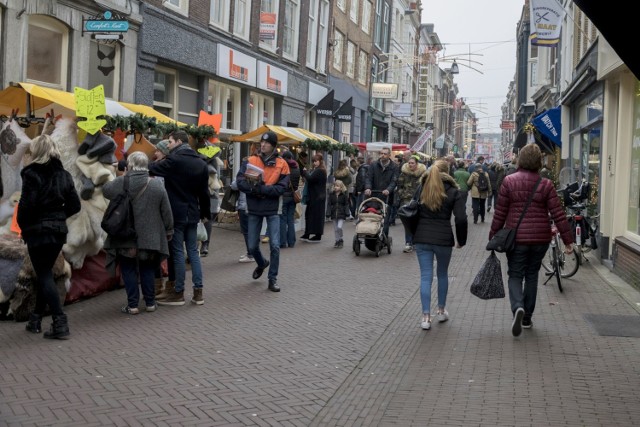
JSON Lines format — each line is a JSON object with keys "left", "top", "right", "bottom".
{"left": 337, "top": 0, "right": 346, "bottom": 12}
{"left": 382, "top": 2, "right": 390, "bottom": 52}
{"left": 332, "top": 30, "right": 344, "bottom": 72}
{"left": 233, "top": 0, "right": 251, "bottom": 40}
{"left": 306, "top": 0, "right": 329, "bottom": 72}
{"left": 259, "top": 0, "right": 280, "bottom": 51}
{"left": 153, "top": 67, "right": 177, "bottom": 119}
{"left": 317, "top": 0, "right": 329, "bottom": 73}
{"left": 357, "top": 50, "right": 368, "bottom": 85}
{"left": 283, "top": 0, "right": 300, "bottom": 60}
{"left": 306, "top": 0, "right": 319, "bottom": 69}
{"left": 340, "top": 121, "right": 351, "bottom": 144}
{"left": 89, "top": 41, "right": 120, "bottom": 100}
{"left": 26, "top": 16, "right": 69, "bottom": 89}
{"left": 210, "top": 1, "right": 229, "bottom": 30}
{"left": 374, "top": 0, "right": 383, "bottom": 48}
{"left": 362, "top": 1, "right": 372, "bottom": 34}
{"left": 249, "top": 91, "right": 275, "bottom": 129}
{"left": 530, "top": 62, "right": 538, "bottom": 87}
{"left": 350, "top": 0, "right": 359, "bottom": 24}
{"left": 208, "top": 81, "right": 241, "bottom": 132}
{"left": 164, "top": 0, "right": 189, "bottom": 17}
{"left": 346, "top": 41, "right": 355, "bottom": 78}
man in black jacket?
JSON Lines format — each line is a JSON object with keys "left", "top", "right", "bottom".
{"left": 149, "top": 131, "right": 210, "bottom": 306}
{"left": 354, "top": 155, "right": 369, "bottom": 217}
{"left": 364, "top": 147, "right": 399, "bottom": 236}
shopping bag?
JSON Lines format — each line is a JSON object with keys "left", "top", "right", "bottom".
{"left": 470, "top": 251, "right": 505, "bottom": 299}
{"left": 196, "top": 221, "right": 208, "bottom": 241}
{"left": 220, "top": 187, "right": 239, "bottom": 212}
{"left": 294, "top": 203, "right": 302, "bottom": 220}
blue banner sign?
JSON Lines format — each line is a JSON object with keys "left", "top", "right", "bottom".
{"left": 84, "top": 20, "right": 129, "bottom": 32}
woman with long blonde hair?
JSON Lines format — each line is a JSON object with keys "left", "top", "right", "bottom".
{"left": 412, "top": 159, "right": 467, "bottom": 330}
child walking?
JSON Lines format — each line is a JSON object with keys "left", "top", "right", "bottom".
{"left": 329, "top": 180, "right": 349, "bottom": 248}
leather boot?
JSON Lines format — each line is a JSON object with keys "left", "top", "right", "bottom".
{"left": 156, "top": 280, "right": 174, "bottom": 301}
{"left": 43, "top": 314, "right": 70, "bottom": 340}
{"left": 154, "top": 278, "right": 165, "bottom": 298}
{"left": 25, "top": 313, "right": 42, "bottom": 333}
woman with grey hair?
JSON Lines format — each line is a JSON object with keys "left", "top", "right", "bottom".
{"left": 103, "top": 151, "right": 174, "bottom": 315}
{"left": 18, "top": 134, "right": 81, "bottom": 339}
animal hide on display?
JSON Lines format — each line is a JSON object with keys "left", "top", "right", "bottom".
{"left": 0, "top": 120, "right": 32, "bottom": 203}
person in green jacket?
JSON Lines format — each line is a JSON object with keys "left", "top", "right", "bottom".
{"left": 453, "top": 161, "right": 470, "bottom": 204}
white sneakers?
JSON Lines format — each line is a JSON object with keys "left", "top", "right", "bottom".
{"left": 421, "top": 309, "right": 449, "bottom": 330}
{"left": 403, "top": 244, "right": 413, "bottom": 253}
{"left": 437, "top": 309, "right": 449, "bottom": 323}
{"left": 239, "top": 254, "right": 255, "bottom": 263}
{"left": 421, "top": 316, "right": 431, "bottom": 330}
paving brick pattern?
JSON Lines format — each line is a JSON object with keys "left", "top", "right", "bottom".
{"left": 1, "top": 213, "right": 640, "bottom": 426}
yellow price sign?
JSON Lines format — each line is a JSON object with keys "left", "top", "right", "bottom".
{"left": 75, "top": 85, "right": 107, "bottom": 135}
{"left": 197, "top": 145, "right": 220, "bottom": 158}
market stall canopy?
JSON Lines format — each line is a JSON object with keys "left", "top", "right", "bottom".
{"left": 353, "top": 142, "right": 410, "bottom": 152}
{"left": 0, "top": 82, "right": 179, "bottom": 123}
{"left": 231, "top": 124, "right": 339, "bottom": 145}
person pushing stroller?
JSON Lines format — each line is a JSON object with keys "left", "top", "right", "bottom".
{"left": 364, "top": 147, "right": 399, "bottom": 237}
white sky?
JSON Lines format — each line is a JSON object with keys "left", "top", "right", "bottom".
{"left": 421, "top": 0, "right": 525, "bottom": 134}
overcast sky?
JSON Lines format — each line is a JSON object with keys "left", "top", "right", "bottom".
{"left": 421, "top": 0, "right": 525, "bottom": 134}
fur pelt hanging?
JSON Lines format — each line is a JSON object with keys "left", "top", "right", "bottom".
{"left": 0, "top": 120, "right": 32, "bottom": 204}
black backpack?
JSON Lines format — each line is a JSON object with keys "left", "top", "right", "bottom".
{"left": 476, "top": 171, "right": 489, "bottom": 192}
{"left": 101, "top": 176, "right": 144, "bottom": 240}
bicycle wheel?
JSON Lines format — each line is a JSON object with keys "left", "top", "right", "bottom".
{"left": 556, "top": 238, "right": 580, "bottom": 278}
{"left": 552, "top": 246, "right": 564, "bottom": 293}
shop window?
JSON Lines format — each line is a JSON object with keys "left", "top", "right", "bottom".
{"left": 283, "top": 0, "right": 300, "bottom": 61}
{"left": 233, "top": 0, "right": 251, "bottom": 40}
{"left": 89, "top": 41, "right": 120, "bottom": 99}
{"left": 259, "top": 0, "right": 279, "bottom": 52}
{"left": 153, "top": 68, "right": 176, "bottom": 119}
{"left": 26, "top": 15, "right": 69, "bottom": 89}
{"left": 177, "top": 73, "right": 199, "bottom": 125}
{"left": 340, "top": 121, "right": 351, "bottom": 144}
{"left": 249, "top": 92, "right": 274, "bottom": 129}
{"left": 164, "top": 0, "right": 189, "bottom": 17}
{"left": 207, "top": 81, "right": 241, "bottom": 133}
{"left": 210, "top": 1, "right": 229, "bottom": 31}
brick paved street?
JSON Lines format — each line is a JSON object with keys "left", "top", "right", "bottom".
{"left": 2, "top": 212, "right": 640, "bottom": 426}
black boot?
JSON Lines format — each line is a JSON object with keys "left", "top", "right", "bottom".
{"left": 25, "top": 313, "right": 42, "bottom": 333}
{"left": 200, "top": 241, "right": 209, "bottom": 257}
{"left": 44, "top": 314, "right": 70, "bottom": 340}
{"left": 268, "top": 279, "right": 280, "bottom": 292}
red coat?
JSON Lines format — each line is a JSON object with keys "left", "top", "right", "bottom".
{"left": 489, "top": 169, "right": 573, "bottom": 246}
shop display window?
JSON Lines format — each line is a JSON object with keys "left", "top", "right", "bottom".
{"left": 89, "top": 41, "right": 120, "bottom": 99}
{"left": 153, "top": 67, "right": 176, "bottom": 119}
{"left": 208, "top": 81, "right": 241, "bottom": 133}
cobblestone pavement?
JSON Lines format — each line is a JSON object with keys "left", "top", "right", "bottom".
{"left": 2, "top": 212, "right": 640, "bottom": 426}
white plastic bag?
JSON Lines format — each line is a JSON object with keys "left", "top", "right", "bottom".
{"left": 196, "top": 221, "right": 208, "bottom": 241}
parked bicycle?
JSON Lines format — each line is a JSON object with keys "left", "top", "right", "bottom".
{"left": 542, "top": 218, "right": 580, "bottom": 286}
{"left": 557, "top": 179, "right": 599, "bottom": 264}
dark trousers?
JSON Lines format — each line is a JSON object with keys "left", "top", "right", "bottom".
{"left": 119, "top": 256, "right": 158, "bottom": 308}
{"left": 506, "top": 243, "right": 549, "bottom": 319}
{"left": 27, "top": 243, "right": 65, "bottom": 316}
{"left": 487, "top": 191, "right": 498, "bottom": 208}
{"left": 239, "top": 209, "right": 250, "bottom": 255}
{"left": 471, "top": 197, "right": 487, "bottom": 222}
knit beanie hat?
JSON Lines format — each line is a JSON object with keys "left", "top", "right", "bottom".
{"left": 156, "top": 139, "right": 171, "bottom": 155}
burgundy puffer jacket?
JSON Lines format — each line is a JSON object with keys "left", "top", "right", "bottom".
{"left": 489, "top": 169, "right": 573, "bottom": 245}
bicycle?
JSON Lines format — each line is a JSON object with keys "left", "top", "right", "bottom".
{"left": 558, "top": 179, "right": 599, "bottom": 264}
{"left": 541, "top": 220, "right": 578, "bottom": 291}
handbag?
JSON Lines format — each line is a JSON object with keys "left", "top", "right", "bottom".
{"left": 486, "top": 177, "right": 542, "bottom": 253}
{"left": 470, "top": 251, "right": 505, "bottom": 299}
{"left": 397, "top": 185, "right": 422, "bottom": 235}
{"left": 220, "top": 187, "right": 239, "bottom": 212}
{"left": 291, "top": 181, "right": 302, "bottom": 203}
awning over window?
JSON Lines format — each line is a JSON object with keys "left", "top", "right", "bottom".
{"left": 0, "top": 82, "right": 180, "bottom": 124}
{"left": 230, "top": 124, "right": 339, "bottom": 145}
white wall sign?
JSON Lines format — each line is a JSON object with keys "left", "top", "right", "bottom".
{"left": 371, "top": 83, "right": 398, "bottom": 99}
{"left": 257, "top": 61, "right": 288, "bottom": 96}
{"left": 217, "top": 44, "right": 257, "bottom": 86}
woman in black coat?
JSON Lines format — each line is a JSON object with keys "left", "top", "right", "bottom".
{"left": 17, "top": 134, "right": 81, "bottom": 339}
{"left": 412, "top": 159, "right": 467, "bottom": 331}
{"left": 300, "top": 153, "right": 327, "bottom": 242}
{"left": 280, "top": 150, "right": 301, "bottom": 248}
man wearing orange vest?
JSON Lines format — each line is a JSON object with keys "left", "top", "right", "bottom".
{"left": 236, "top": 131, "right": 290, "bottom": 292}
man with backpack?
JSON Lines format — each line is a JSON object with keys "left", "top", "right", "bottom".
{"left": 467, "top": 162, "right": 492, "bottom": 224}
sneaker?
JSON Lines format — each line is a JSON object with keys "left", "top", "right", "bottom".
{"left": 421, "top": 315, "right": 431, "bottom": 330}
{"left": 239, "top": 254, "right": 255, "bottom": 263}
{"left": 437, "top": 309, "right": 449, "bottom": 323}
{"left": 191, "top": 288, "right": 204, "bottom": 305}
{"left": 157, "top": 290, "right": 185, "bottom": 306}
{"left": 522, "top": 318, "right": 533, "bottom": 329}
{"left": 300, "top": 234, "right": 310, "bottom": 241}
{"left": 487, "top": 206, "right": 491, "bottom": 212}
{"left": 334, "top": 241, "right": 340, "bottom": 248}
{"left": 261, "top": 236, "right": 269, "bottom": 243}
{"left": 121, "top": 305, "right": 139, "bottom": 315}
{"left": 512, "top": 307, "right": 525, "bottom": 337}
{"left": 145, "top": 304, "right": 157, "bottom": 312}
{"left": 308, "top": 235, "right": 322, "bottom": 242}
{"left": 337, "top": 239, "right": 344, "bottom": 248}
{"left": 403, "top": 244, "right": 413, "bottom": 253}
{"left": 252, "top": 261, "right": 270, "bottom": 279}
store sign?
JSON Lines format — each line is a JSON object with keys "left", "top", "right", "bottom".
{"left": 217, "top": 44, "right": 257, "bottom": 86}
{"left": 257, "top": 61, "right": 288, "bottom": 96}
{"left": 500, "top": 120, "right": 515, "bottom": 130}
{"left": 410, "top": 128, "right": 433, "bottom": 152}
{"left": 371, "top": 83, "right": 398, "bottom": 99}
{"left": 392, "top": 102, "right": 412, "bottom": 117}
{"left": 84, "top": 11, "right": 129, "bottom": 32}
{"left": 259, "top": 12, "right": 277, "bottom": 40}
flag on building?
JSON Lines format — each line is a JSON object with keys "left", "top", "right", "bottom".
{"left": 529, "top": 0, "right": 566, "bottom": 47}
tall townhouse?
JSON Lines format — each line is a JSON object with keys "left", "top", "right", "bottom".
{"left": 0, "top": 0, "right": 142, "bottom": 102}
{"left": 368, "top": 0, "right": 392, "bottom": 142}
{"left": 416, "top": 23, "right": 441, "bottom": 158}
{"left": 136, "top": 0, "right": 333, "bottom": 178}
{"left": 328, "top": 0, "right": 375, "bottom": 144}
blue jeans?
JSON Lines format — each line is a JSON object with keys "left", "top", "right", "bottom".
{"left": 415, "top": 243, "right": 453, "bottom": 314}
{"left": 248, "top": 214, "right": 280, "bottom": 280}
{"left": 119, "top": 256, "right": 157, "bottom": 308}
{"left": 171, "top": 221, "right": 203, "bottom": 292}
{"left": 280, "top": 199, "right": 296, "bottom": 248}
{"left": 506, "top": 243, "right": 549, "bottom": 318}
{"left": 239, "top": 209, "right": 250, "bottom": 255}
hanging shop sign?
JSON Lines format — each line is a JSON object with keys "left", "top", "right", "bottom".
{"left": 371, "top": 83, "right": 398, "bottom": 99}
{"left": 75, "top": 85, "right": 107, "bottom": 135}
{"left": 314, "top": 90, "right": 334, "bottom": 118}
{"left": 83, "top": 11, "right": 129, "bottom": 40}
{"left": 392, "top": 102, "right": 412, "bottom": 118}
{"left": 334, "top": 97, "right": 353, "bottom": 122}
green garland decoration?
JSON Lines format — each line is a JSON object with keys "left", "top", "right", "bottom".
{"left": 302, "top": 139, "right": 358, "bottom": 155}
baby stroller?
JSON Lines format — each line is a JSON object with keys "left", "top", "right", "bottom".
{"left": 353, "top": 196, "right": 392, "bottom": 257}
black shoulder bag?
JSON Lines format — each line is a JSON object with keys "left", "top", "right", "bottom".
{"left": 486, "top": 177, "right": 542, "bottom": 253}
